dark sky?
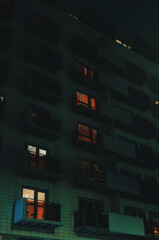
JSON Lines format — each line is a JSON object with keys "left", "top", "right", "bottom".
{"left": 75, "top": 0, "right": 159, "bottom": 48}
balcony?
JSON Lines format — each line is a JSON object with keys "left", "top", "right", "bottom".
{"left": 111, "top": 88, "right": 151, "bottom": 112}
{"left": 14, "top": 198, "right": 62, "bottom": 229}
{"left": 0, "top": 24, "right": 12, "bottom": 51}
{"left": 26, "top": 71, "right": 61, "bottom": 104}
{"left": 72, "top": 68, "right": 103, "bottom": 92}
{"left": 26, "top": 42, "right": 61, "bottom": 73}
{"left": 103, "top": 134, "right": 136, "bottom": 158}
{"left": 0, "top": 0, "right": 14, "bottom": 20}
{"left": 71, "top": 35, "right": 105, "bottom": 66}
{"left": 19, "top": 154, "right": 61, "bottom": 182}
{"left": 100, "top": 103, "right": 132, "bottom": 125}
{"left": 125, "top": 61, "right": 147, "bottom": 86}
{"left": 74, "top": 166, "right": 105, "bottom": 193}
{"left": 0, "top": 58, "right": 9, "bottom": 85}
{"left": 109, "top": 213, "right": 145, "bottom": 236}
{"left": 106, "top": 172, "right": 140, "bottom": 195}
{"left": 28, "top": 15, "right": 61, "bottom": 44}
{"left": 25, "top": 110, "right": 61, "bottom": 141}
{"left": 74, "top": 210, "right": 109, "bottom": 236}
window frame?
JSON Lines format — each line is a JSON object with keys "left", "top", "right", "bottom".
{"left": 77, "top": 122, "right": 98, "bottom": 144}
{"left": 76, "top": 90, "right": 96, "bottom": 110}
{"left": 74, "top": 61, "right": 97, "bottom": 80}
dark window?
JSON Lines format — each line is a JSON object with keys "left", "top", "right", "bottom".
{"left": 78, "top": 123, "right": 97, "bottom": 144}
{"left": 22, "top": 187, "right": 47, "bottom": 220}
{"left": 118, "top": 135, "right": 137, "bottom": 146}
{"left": 36, "top": 15, "right": 61, "bottom": 34}
{"left": 29, "top": 105, "right": 49, "bottom": 128}
{"left": 27, "top": 144, "right": 48, "bottom": 171}
{"left": 77, "top": 158, "right": 104, "bottom": 184}
{"left": 0, "top": 57, "right": 9, "bottom": 76}
{"left": 144, "top": 175, "right": 157, "bottom": 185}
{"left": 79, "top": 197, "right": 104, "bottom": 212}
{"left": 76, "top": 91, "right": 96, "bottom": 110}
{"left": 124, "top": 206, "right": 145, "bottom": 220}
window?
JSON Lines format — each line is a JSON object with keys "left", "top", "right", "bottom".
{"left": 144, "top": 175, "right": 157, "bottom": 185}
{"left": 124, "top": 206, "right": 145, "bottom": 220}
{"left": 22, "top": 187, "right": 46, "bottom": 220}
{"left": 29, "top": 105, "right": 50, "bottom": 128}
{"left": 77, "top": 158, "right": 104, "bottom": 184}
{"left": 78, "top": 124, "right": 97, "bottom": 144}
{"left": 154, "top": 224, "right": 159, "bottom": 236}
{"left": 79, "top": 197, "right": 104, "bottom": 213}
{"left": 74, "top": 62, "right": 95, "bottom": 80}
{"left": 76, "top": 92, "right": 96, "bottom": 110}
{"left": 27, "top": 145, "right": 47, "bottom": 171}
{"left": 35, "top": 15, "right": 61, "bottom": 34}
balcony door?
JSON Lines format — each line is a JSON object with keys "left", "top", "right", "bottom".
{"left": 22, "top": 188, "right": 46, "bottom": 219}
{"left": 27, "top": 145, "right": 47, "bottom": 171}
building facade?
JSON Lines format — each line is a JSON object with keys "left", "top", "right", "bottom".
{"left": 1, "top": 0, "right": 159, "bottom": 240}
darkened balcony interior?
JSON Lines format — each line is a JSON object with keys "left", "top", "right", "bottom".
{"left": 125, "top": 61, "right": 147, "bottom": 86}
{"left": 144, "top": 221, "right": 159, "bottom": 236}
{"left": 74, "top": 210, "right": 109, "bottom": 235}
{"left": 19, "top": 152, "right": 61, "bottom": 182}
{"left": 0, "top": 0, "right": 14, "bottom": 20}
{"left": 139, "top": 181, "right": 159, "bottom": 204}
{"left": 25, "top": 107, "right": 61, "bottom": 140}
{"left": 152, "top": 103, "right": 159, "bottom": 118}
{"left": 111, "top": 87, "right": 150, "bottom": 112}
{"left": 0, "top": 58, "right": 9, "bottom": 85}
{"left": 28, "top": 14, "right": 61, "bottom": 44}
{"left": 151, "top": 76, "right": 159, "bottom": 95}
{"left": 72, "top": 63, "right": 103, "bottom": 92}
{"left": 73, "top": 124, "right": 103, "bottom": 154}
{"left": 14, "top": 198, "right": 62, "bottom": 229}
{"left": 26, "top": 71, "right": 61, "bottom": 104}
{"left": 0, "top": 24, "right": 12, "bottom": 51}
{"left": 115, "top": 114, "right": 155, "bottom": 139}
{"left": 71, "top": 35, "right": 105, "bottom": 66}
{"left": 26, "top": 41, "right": 61, "bottom": 72}
{"left": 74, "top": 158, "right": 105, "bottom": 193}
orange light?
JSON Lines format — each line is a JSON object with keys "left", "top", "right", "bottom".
{"left": 90, "top": 98, "right": 96, "bottom": 110}
{"left": 89, "top": 70, "right": 94, "bottom": 79}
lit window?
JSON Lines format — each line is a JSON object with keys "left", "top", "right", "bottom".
{"left": 0, "top": 96, "right": 3, "bottom": 102}
{"left": 22, "top": 187, "right": 46, "bottom": 220}
{"left": 78, "top": 124, "right": 97, "bottom": 144}
{"left": 154, "top": 225, "right": 159, "bottom": 236}
{"left": 115, "top": 39, "right": 132, "bottom": 49}
{"left": 155, "top": 100, "right": 159, "bottom": 105}
{"left": 76, "top": 92, "right": 96, "bottom": 110}
{"left": 27, "top": 145, "right": 47, "bottom": 171}
{"left": 74, "top": 62, "right": 95, "bottom": 80}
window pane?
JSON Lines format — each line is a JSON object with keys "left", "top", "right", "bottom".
{"left": 89, "top": 70, "right": 94, "bottom": 79}
{"left": 92, "top": 129, "right": 97, "bottom": 144}
{"left": 27, "top": 145, "right": 36, "bottom": 154}
{"left": 22, "top": 188, "right": 35, "bottom": 200}
{"left": 90, "top": 98, "right": 96, "bottom": 110}
{"left": 39, "top": 149, "right": 46, "bottom": 156}
{"left": 38, "top": 192, "right": 45, "bottom": 202}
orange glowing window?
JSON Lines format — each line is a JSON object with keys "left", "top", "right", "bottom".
{"left": 27, "top": 145, "right": 47, "bottom": 171}
{"left": 154, "top": 226, "right": 159, "bottom": 236}
{"left": 76, "top": 92, "right": 96, "bottom": 110}
{"left": 78, "top": 124, "right": 97, "bottom": 144}
{"left": 22, "top": 188, "right": 46, "bottom": 220}
{"left": 90, "top": 98, "right": 96, "bottom": 110}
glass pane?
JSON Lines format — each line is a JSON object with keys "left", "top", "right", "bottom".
{"left": 22, "top": 188, "right": 35, "bottom": 200}
{"left": 38, "top": 192, "right": 45, "bottom": 202}
{"left": 90, "top": 98, "right": 96, "bottom": 110}
{"left": 27, "top": 145, "right": 36, "bottom": 154}
{"left": 39, "top": 149, "right": 46, "bottom": 156}
{"left": 37, "top": 204, "right": 44, "bottom": 219}
{"left": 27, "top": 202, "right": 34, "bottom": 218}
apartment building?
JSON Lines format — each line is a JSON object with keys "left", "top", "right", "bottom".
{"left": 1, "top": 0, "right": 159, "bottom": 240}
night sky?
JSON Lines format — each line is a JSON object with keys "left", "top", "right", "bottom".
{"left": 74, "top": 0, "right": 159, "bottom": 48}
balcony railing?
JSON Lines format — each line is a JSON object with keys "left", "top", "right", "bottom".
{"left": 14, "top": 198, "right": 62, "bottom": 229}
{"left": 26, "top": 42, "right": 61, "bottom": 73}
{"left": 19, "top": 154, "right": 61, "bottom": 182}
{"left": 26, "top": 71, "right": 61, "bottom": 104}
{"left": 26, "top": 111, "right": 61, "bottom": 141}
{"left": 28, "top": 15, "right": 61, "bottom": 44}
{"left": 74, "top": 210, "right": 109, "bottom": 235}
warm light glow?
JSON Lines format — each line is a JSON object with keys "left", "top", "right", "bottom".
{"left": 0, "top": 96, "right": 3, "bottom": 102}
{"left": 116, "top": 39, "right": 122, "bottom": 45}
{"left": 155, "top": 101, "right": 159, "bottom": 104}
{"left": 116, "top": 39, "right": 132, "bottom": 49}
{"left": 23, "top": 188, "right": 35, "bottom": 200}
